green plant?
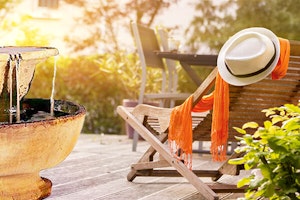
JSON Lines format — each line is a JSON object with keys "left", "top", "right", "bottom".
{"left": 229, "top": 104, "right": 300, "bottom": 200}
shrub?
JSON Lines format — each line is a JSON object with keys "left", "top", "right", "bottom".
{"left": 229, "top": 104, "right": 300, "bottom": 199}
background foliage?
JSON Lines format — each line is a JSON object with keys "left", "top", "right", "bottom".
{"left": 63, "top": 0, "right": 178, "bottom": 54}
{"left": 187, "top": 0, "right": 300, "bottom": 52}
{"left": 2, "top": 0, "right": 300, "bottom": 134}
{"left": 26, "top": 52, "right": 167, "bottom": 134}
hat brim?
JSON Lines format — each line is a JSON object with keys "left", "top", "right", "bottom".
{"left": 217, "top": 27, "right": 280, "bottom": 86}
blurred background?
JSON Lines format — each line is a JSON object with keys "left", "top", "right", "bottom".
{"left": 1, "top": 0, "right": 299, "bottom": 134}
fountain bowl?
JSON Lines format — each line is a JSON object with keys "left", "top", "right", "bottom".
{"left": 0, "top": 98, "right": 86, "bottom": 200}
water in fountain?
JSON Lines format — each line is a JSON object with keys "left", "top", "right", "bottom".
{"left": 50, "top": 56, "right": 57, "bottom": 117}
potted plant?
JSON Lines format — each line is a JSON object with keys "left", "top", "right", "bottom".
{"left": 229, "top": 103, "right": 300, "bottom": 199}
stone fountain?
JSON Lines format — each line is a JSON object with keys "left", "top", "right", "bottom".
{"left": 0, "top": 47, "right": 86, "bottom": 199}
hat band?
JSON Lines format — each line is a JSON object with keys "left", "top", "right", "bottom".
{"left": 225, "top": 43, "right": 276, "bottom": 78}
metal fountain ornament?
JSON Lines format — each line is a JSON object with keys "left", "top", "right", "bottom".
{"left": 0, "top": 46, "right": 86, "bottom": 199}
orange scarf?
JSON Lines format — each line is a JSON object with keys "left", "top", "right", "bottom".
{"left": 272, "top": 38, "right": 290, "bottom": 79}
{"left": 168, "top": 38, "right": 290, "bottom": 167}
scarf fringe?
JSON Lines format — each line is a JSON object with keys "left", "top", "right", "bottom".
{"left": 169, "top": 140, "right": 193, "bottom": 170}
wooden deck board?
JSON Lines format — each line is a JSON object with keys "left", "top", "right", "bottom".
{"left": 41, "top": 134, "right": 245, "bottom": 200}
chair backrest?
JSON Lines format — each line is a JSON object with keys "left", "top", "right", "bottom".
{"left": 193, "top": 40, "right": 300, "bottom": 142}
{"left": 131, "top": 22, "right": 164, "bottom": 69}
{"left": 131, "top": 22, "right": 167, "bottom": 105}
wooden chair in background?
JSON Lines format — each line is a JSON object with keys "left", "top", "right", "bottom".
{"left": 130, "top": 22, "right": 190, "bottom": 151}
{"left": 131, "top": 22, "right": 190, "bottom": 108}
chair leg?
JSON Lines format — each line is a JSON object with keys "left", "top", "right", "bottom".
{"left": 127, "top": 133, "right": 168, "bottom": 181}
{"left": 212, "top": 152, "right": 244, "bottom": 181}
{"left": 192, "top": 141, "right": 210, "bottom": 154}
{"left": 133, "top": 134, "right": 219, "bottom": 199}
{"left": 132, "top": 130, "right": 139, "bottom": 152}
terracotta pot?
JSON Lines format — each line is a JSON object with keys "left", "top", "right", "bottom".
{"left": 0, "top": 98, "right": 85, "bottom": 200}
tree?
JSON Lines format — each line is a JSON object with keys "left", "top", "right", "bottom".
{"left": 63, "top": 0, "right": 177, "bottom": 54}
{"left": 0, "top": 15, "right": 50, "bottom": 46}
{"left": 0, "top": 0, "right": 49, "bottom": 46}
{"left": 0, "top": 0, "right": 19, "bottom": 16}
{"left": 186, "top": 0, "right": 300, "bottom": 52}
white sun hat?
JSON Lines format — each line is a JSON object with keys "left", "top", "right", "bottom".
{"left": 217, "top": 27, "right": 280, "bottom": 86}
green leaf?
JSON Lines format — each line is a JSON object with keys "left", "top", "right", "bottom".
{"left": 292, "top": 156, "right": 300, "bottom": 169}
{"left": 283, "top": 118, "right": 300, "bottom": 132}
{"left": 254, "top": 183, "right": 267, "bottom": 197}
{"left": 268, "top": 138, "right": 288, "bottom": 153}
{"left": 243, "top": 134, "right": 253, "bottom": 144}
{"left": 280, "top": 110, "right": 286, "bottom": 116}
{"left": 262, "top": 181, "right": 275, "bottom": 197}
{"left": 253, "top": 130, "right": 262, "bottom": 138}
{"left": 249, "top": 176, "right": 263, "bottom": 189}
{"left": 233, "top": 127, "right": 246, "bottom": 134}
{"left": 271, "top": 116, "right": 284, "bottom": 125}
{"left": 245, "top": 157, "right": 258, "bottom": 170}
{"left": 242, "top": 122, "right": 259, "bottom": 129}
{"left": 294, "top": 173, "right": 300, "bottom": 186}
{"left": 234, "top": 145, "right": 250, "bottom": 153}
{"left": 228, "top": 157, "right": 245, "bottom": 165}
{"left": 260, "top": 138, "right": 269, "bottom": 145}
{"left": 264, "top": 121, "right": 273, "bottom": 129}
{"left": 234, "top": 136, "right": 244, "bottom": 141}
{"left": 285, "top": 104, "right": 300, "bottom": 114}
{"left": 263, "top": 109, "right": 276, "bottom": 117}
{"left": 260, "top": 164, "right": 271, "bottom": 180}
{"left": 237, "top": 176, "right": 252, "bottom": 188}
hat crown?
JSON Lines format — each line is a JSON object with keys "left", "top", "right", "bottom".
{"left": 224, "top": 32, "right": 275, "bottom": 76}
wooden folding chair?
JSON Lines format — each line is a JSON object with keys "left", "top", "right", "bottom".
{"left": 117, "top": 40, "right": 300, "bottom": 200}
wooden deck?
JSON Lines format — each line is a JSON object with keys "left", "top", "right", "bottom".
{"left": 41, "top": 134, "right": 247, "bottom": 200}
